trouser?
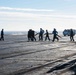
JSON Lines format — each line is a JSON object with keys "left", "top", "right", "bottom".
{"left": 31, "top": 36, "right": 36, "bottom": 41}
{"left": 39, "top": 34, "right": 43, "bottom": 41}
{"left": 45, "top": 36, "right": 50, "bottom": 41}
{"left": 52, "top": 35, "right": 59, "bottom": 42}
{"left": 70, "top": 36, "right": 74, "bottom": 41}
{"left": 1, "top": 36, "right": 4, "bottom": 41}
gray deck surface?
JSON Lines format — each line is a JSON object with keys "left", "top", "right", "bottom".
{"left": 0, "top": 35, "right": 76, "bottom": 75}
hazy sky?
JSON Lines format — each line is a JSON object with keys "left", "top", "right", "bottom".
{"left": 0, "top": 0, "right": 76, "bottom": 31}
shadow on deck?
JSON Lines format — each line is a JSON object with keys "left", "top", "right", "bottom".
{"left": 47, "top": 59, "right": 76, "bottom": 75}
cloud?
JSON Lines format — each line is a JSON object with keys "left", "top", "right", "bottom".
{"left": 1, "top": 7, "right": 76, "bottom": 19}
{"left": 0, "top": 11, "right": 38, "bottom": 17}
{"left": 0, "top": 7, "right": 54, "bottom": 12}
{"left": 0, "top": 7, "right": 76, "bottom": 31}
{"left": 0, "top": 11, "right": 76, "bottom": 20}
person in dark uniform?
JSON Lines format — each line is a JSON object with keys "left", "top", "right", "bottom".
{"left": 52, "top": 28, "right": 59, "bottom": 42}
{"left": 31, "top": 29, "right": 36, "bottom": 41}
{"left": 27, "top": 29, "right": 32, "bottom": 42}
{"left": 45, "top": 30, "right": 50, "bottom": 41}
{"left": 27, "top": 29, "right": 36, "bottom": 42}
{"left": 0, "top": 29, "right": 4, "bottom": 41}
{"left": 70, "top": 29, "right": 74, "bottom": 41}
{"left": 39, "top": 28, "right": 44, "bottom": 41}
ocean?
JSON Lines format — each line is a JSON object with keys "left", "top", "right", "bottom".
{"left": 4, "top": 31, "right": 27, "bottom": 35}
{"left": 4, "top": 31, "right": 63, "bottom": 35}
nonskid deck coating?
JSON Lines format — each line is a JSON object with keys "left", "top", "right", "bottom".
{"left": 0, "top": 35, "right": 76, "bottom": 75}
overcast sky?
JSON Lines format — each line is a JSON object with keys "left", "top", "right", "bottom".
{"left": 0, "top": 0, "right": 76, "bottom": 31}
